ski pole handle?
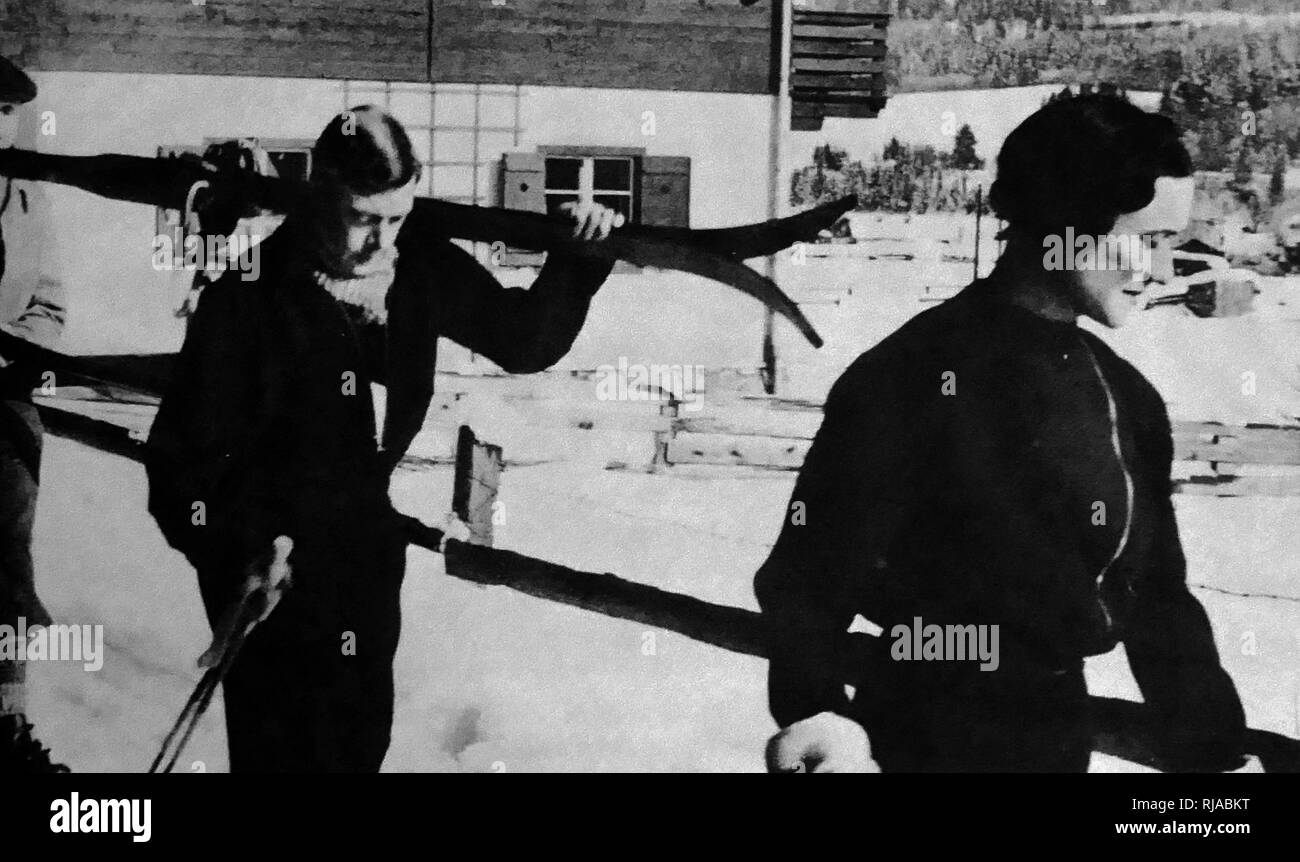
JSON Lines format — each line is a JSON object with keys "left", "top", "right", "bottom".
{"left": 197, "top": 535, "right": 294, "bottom": 669}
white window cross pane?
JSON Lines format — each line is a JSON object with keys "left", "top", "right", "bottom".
{"left": 578, "top": 158, "right": 595, "bottom": 204}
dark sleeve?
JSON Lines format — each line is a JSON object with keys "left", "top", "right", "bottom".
{"left": 144, "top": 284, "right": 292, "bottom": 578}
{"left": 1121, "top": 393, "right": 1247, "bottom": 772}
{"left": 754, "top": 345, "right": 939, "bottom": 728}
{"left": 431, "top": 239, "right": 614, "bottom": 374}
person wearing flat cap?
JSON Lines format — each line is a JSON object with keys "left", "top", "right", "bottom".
{"left": 0, "top": 55, "right": 68, "bottom": 773}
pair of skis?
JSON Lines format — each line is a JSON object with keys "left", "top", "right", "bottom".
{"left": 0, "top": 147, "right": 850, "bottom": 349}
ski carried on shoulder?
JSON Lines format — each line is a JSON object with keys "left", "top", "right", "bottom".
{"left": 0, "top": 147, "right": 849, "bottom": 347}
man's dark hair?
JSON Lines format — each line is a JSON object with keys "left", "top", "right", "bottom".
{"left": 311, "top": 105, "right": 421, "bottom": 196}
{"left": 988, "top": 93, "right": 1192, "bottom": 240}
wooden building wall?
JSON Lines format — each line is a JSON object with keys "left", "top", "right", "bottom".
{"left": 0, "top": 0, "right": 429, "bottom": 81}
{"left": 1, "top": 0, "right": 779, "bottom": 93}
{"left": 431, "top": 0, "right": 773, "bottom": 94}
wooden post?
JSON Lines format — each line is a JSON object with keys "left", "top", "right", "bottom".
{"left": 762, "top": 0, "right": 795, "bottom": 396}
{"left": 973, "top": 185, "right": 982, "bottom": 280}
{"left": 650, "top": 393, "right": 681, "bottom": 473}
{"left": 760, "top": 309, "right": 777, "bottom": 395}
{"left": 451, "top": 424, "right": 504, "bottom": 547}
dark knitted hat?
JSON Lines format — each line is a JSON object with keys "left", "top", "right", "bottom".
{"left": 0, "top": 55, "right": 35, "bottom": 104}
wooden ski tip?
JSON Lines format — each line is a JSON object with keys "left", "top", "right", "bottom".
{"left": 827, "top": 195, "right": 858, "bottom": 217}
{"left": 804, "top": 195, "right": 857, "bottom": 225}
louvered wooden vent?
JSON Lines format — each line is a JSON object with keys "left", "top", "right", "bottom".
{"left": 789, "top": 0, "right": 889, "bottom": 131}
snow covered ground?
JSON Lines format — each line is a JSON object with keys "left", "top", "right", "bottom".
{"left": 22, "top": 247, "right": 1300, "bottom": 772}
{"left": 25, "top": 431, "right": 1300, "bottom": 773}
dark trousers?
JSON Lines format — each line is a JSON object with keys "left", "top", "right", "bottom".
{"left": 195, "top": 523, "right": 407, "bottom": 772}
{"left": 851, "top": 648, "right": 1093, "bottom": 773}
{"left": 0, "top": 400, "right": 52, "bottom": 636}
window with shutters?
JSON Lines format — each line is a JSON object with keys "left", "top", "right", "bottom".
{"left": 498, "top": 146, "right": 691, "bottom": 267}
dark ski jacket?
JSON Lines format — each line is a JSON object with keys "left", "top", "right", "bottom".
{"left": 754, "top": 278, "right": 1247, "bottom": 771}
{"left": 145, "top": 213, "right": 612, "bottom": 580}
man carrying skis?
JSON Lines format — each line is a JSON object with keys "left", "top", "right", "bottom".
{"left": 146, "top": 106, "right": 618, "bottom": 771}
{"left": 0, "top": 54, "right": 69, "bottom": 773}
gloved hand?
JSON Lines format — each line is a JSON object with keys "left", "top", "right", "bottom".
{"left": 765, "top": 711, "right": 879, "bottom": 773}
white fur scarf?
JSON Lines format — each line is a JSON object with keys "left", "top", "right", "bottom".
{"left": 315, "top": 267, "right": 396, "bottom": 326}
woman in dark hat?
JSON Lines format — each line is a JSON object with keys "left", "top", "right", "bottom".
{"left": 0, "top": 54, "right": 69, "bottom": 772}
{"left": 756, "top": 93, "right": 1247, "bottom": 773}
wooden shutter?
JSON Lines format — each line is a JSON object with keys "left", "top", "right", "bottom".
{"left": 790, "top": 1, "right": 890, "bottom": 132}
{"left": 499, "top": 151, "right": 546, "bottom": 267}
{"left": 639, "top": 156, "right": 691, "bottom": 228}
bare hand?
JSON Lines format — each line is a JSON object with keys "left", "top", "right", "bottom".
{"left": 1226, "top": 755, "right": 1264, "bottom": 774}
{"left": 198, "top": 535, "right": 294, "bottom": 668}
{"left": 253, "top": 535, "right": 294, "bottom": 620}
{"left": 558, "top": 201, "right": 624, "bottom": 242}
{"left": 766, "top": 711, "right": 879, "bottom": 773}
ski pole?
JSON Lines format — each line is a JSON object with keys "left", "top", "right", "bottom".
{"left": 148, "top": 537, "right": 294, "bottom": 773}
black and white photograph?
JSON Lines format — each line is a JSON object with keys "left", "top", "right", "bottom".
{"left": 0, "top": 0, "right": 1298, "bottom": 831}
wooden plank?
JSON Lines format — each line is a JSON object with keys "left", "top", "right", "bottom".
{"left": 793, "top": 84, "right": 889, "bottom": 99}
{"left": 797, "top": 99, "right": 887, "bottom": 118}
{"left": 794, "top": 12, "right": 891, "bottom": 27}
{"left": 434, "top": 30, "right": 771, "bottom": 93}
{"left": 793, "top": 55, "right": 887, "bottom": 72}
{"left": 739, "top": 395, "right": 825, "bottom": 413}
{"left": 35, "top": 52, "right": 426, "bottom": 80}
{"left": 18, "top": 0, "right": 428, "bottom": 80}
{"left": 791, "top": 40, "right": 889, "bottom": 58}
{"left": 442, "top": 0, "right": 772, "bottom": 28}
{"left": 497, "top": 394, "right": 674, "bottom": 434}
{"left": 675, "top": 411, "right": 823, "bottom": 440}
{"left": 792, "top": 68, "right": 886, "bottom": 86}
{"left": 792, "top": 0, "right": 891, "bottom": 15}
{"left": 22, "top": 0, "right": 772, "bottom": 91}
{"left": 666, "top": 433, "right": 810, "bottom": 470}
{"left": 792, "top": 24, "right": 888, "bottom": 40}
{"left": 1171, "top": 422, "right": 1300, "bottom": 466}
{"left": 1174, "top": 475, "right": 1300, "bottom": 496}
{"left": 452, "top": 425, "right": 504, "bottom": 547}
{"left": 433, "top": 1, "right": 773, "bottom": 94}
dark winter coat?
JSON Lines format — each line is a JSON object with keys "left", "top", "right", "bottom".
{"left": 145, "top": 213, "right": 612, "bottom": 589}
{"left": 754, "top": 278, "right": 1247, "bottom": 771}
